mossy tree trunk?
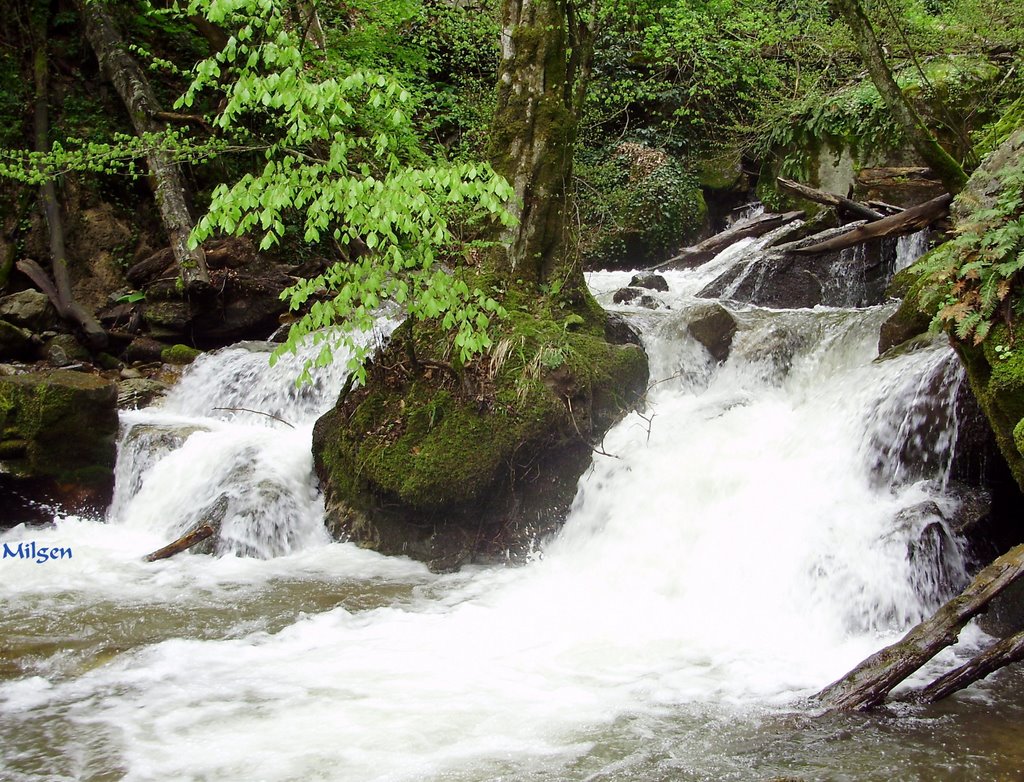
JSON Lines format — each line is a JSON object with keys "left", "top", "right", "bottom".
{"left": 489, "top": 0, "right": 595, "bottom": 292}
{"left": 829, "top": 0, "right": 968, "bottom": 194}
{"left": 74, "top": 0, "right": 212, "bottom": 291}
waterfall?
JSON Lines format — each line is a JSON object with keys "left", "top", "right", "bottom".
{"left": 0, "top": 231, "right": 995, "bottom": 782}
{"left": 108, "top": 319, "right": 400, "bottom": 558}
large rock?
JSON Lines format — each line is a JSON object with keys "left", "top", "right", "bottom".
{"left": 0, "top": 289, "right": 59, "bottom": 332}
{"left": 118, "top": 237, "right": 293, "bottom": 347}
{"left": 948, "top": 130, "right": 1024, "bottom": 494}
{"left": 687, "top": 303, "right": 737, "bottom": 362}
{"left": 0, "top": 370, "right": 118, "bottom": 517}
{"left": 313, "top": 308, "right": 649, "bottom": 571}
{"left": 698, "top": 232, "right": 898, "bottom": 309}
{"left": 0, "top": 319, "right": 35, "bottom": 361}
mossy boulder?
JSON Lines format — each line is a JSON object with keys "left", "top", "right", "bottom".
{"left": 955, "top": 323, "right": 1024, "bottom": 494}
{"left": 942, "top": 129, "right": 1024, "bottom": 493}
{"left": 877, "top": 260, "right": 936, "bottom": 355}
{"left": 161, "top": 344, "right": 202, "bottom": 365}
{"left": 312, "top": 293, "right": 648, "bottom": 570}
{"left": 0, "top": 369, "right": 118, "bottom": 516}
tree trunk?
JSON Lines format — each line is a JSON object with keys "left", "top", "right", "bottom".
{"left": 75, "top": 0, "right": 211, "bottom": 290}
{"left": 792, "top": 193, "right": 951, "bottom": 255}
{"left": 489, "top": 0, "right": 587, "bottom": 290}
{"left": 776, "top": 178, "right": 884, "bottom": 222}
{"left": 143, "top": 524, "right": 216, "bottom": 561}
{"left": 816, "top": 543, "right": 1024, "bottom": 711}
{"left": 829, "top": 0, "right": 968, "bottom": 194}
{"left": 917, "top": 629, "right": 1024, "bottom": 703}
{"left": 652, "top": 211, "right": 804, "bottom": 271}
{"left": 31, "top": 35, "right": 107, "bottom": 349}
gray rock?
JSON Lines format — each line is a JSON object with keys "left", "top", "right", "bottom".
{"left": 687, "top": 303, "right": 738, "bottom": 362}
{"left": 45, "top": 334, "right": 90, "bottom": 367}
{"left": 0, "top": 319, "right": 35, "bottom": 361}
{"left": 0, "top": 290, "right": 59, "bottom": 332}
{"left": 613, "top": 287, "right": 641, "bottom": 305}
{"left": 117, "top": 377, "right": 170, "bottom": 409}
{"left": 629, "top": 273, "right": 669, "bottom": 292}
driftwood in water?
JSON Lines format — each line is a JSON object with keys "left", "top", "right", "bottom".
{"left": 652, "top": 211, "right": 804, "bottom": 271}
{"left": 27, "top": 32, "right": 107, "bottom": 349}
{"left": 918, "top": 628, "right": 1024, "bottom": 703}
{"left": 816, "top": 543, "right": 1024, "bottom": 711}
{"left": 142, "top": 496, "right": 227, "bottom": 562}
{"left": 143, "top": 524, "right": 215, "bottom": 562}
{"left": 776, "top": 178, "right": 884, "bottom": 222}
{"left": 793, "top": 194, "right": 952, "bottom": 256}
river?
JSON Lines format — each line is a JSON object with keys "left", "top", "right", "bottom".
{"left": 2, "top": 231, "right": 1023, "bottom": 781}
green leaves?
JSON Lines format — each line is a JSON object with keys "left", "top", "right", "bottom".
{"left": 919, "top": 162, "right": 1024, "bottom": 346}
{"left": 178, "top": 0, "right": 514, "bottom": 382}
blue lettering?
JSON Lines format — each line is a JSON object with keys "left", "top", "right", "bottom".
{"left": 2, "top": 542, "right": 23, "bottom": 559}
{"left": 0, "top": 542, "right": 73, "bottom": 562}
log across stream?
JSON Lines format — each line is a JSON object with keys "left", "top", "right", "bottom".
{"left": 1, "top": 228, "right": 1023, "bottom": 781}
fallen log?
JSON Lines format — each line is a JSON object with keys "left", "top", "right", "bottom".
{"left": 776, "top": 178, "right": 884, "bottom": 222}
{"left": 918, "top": 628, "right": 1024, "bottom": 703}
{"left": 793, "top": 193, "right": 952, "bottom": 256}
{"left": 143, "top": 524, "right": 215, "bottom": 562}
{"left": 652, "top": 211, "right": 804, "bottom": 271}
{"left": 816, "top": 543, "right": 1024, "bottom": 711}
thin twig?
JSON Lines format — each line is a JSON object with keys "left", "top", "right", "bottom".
{"left": 213, "top": 406, "right": 295, "bottom": 428}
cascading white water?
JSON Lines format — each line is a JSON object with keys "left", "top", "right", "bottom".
{"left": 106, "top": 321, "right": 399, "bottom": 558}
{"left": 1, "top": 229, "right": 1004, "bottom": 782}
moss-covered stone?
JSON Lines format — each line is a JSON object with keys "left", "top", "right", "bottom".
{"left": 161, "top": 343, "right": 202, "bottom": 365}
{"left": 955, "top": 322, "right": 1024, "bottom": 494}
{"left": 877, "top": 259, "right": 937, "bottom": 354}
{"left": 0, "top": 369, "right": 118, "bottom": 515}
{"left": 313, "top": 291, "right": 648, "bottom": 570}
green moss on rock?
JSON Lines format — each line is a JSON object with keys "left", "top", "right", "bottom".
{"left": 877, "top": 259, "right": 939, "bottom": 355}
{"left": 161, "top": 344, "right": 202, "bottom": 365}
{"left": 313, "top": 294, "right": 648, "bottom": 569}
{"left": 0, "top": 370, "right": 118, "bottom": 514}
{"left": 956, "top": 321, "right": 1024, "bottom": 493}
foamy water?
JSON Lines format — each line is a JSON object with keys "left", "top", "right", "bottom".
{"left": 2, "top": 231, "right": 1015, "bottom": 782}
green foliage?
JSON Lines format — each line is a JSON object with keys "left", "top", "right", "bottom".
{"left": 576, "top": 143, "right": 705, "bottom": 266}
{"left": 919, "top": 161, "right": 1024, "bottom": 345}
{"left": 405, "top": 0, "right": 499, "bottom": 158}
{"left": 175, "top": 0, "right": 515, "bottom": 383}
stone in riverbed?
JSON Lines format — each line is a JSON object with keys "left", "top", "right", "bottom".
{"left": 687, "top": 303, "right": 737, "bottom": 362}
{"left": 0, "top": 369, "right": 118, "bottom": 517}
{"left": 0, "top": 289, "right": 59, "bottom": 332}
{"left": 629, "top": 273, "right": 669, "bottom": 292}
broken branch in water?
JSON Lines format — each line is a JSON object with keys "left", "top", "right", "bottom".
{"left": 143, "top": 524, "right": 215, "bottom": 562}
{"left": 213, "top": 406, "right": 295, "bottom": 428}
{"left": 816, "top": 543, "right": 1024, "bottom": 711}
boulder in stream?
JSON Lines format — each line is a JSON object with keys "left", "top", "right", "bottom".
{"left": 687, "top": 303, "right": 737, "bottom": 363}
{"left": 0, "top": 369, "right": 118, "bottom": 517}
{"left": 312, "top": 310, "right": 649, "bottom": 571}
{"left": 698, "top": 228, "right": 897, "bottom": 309}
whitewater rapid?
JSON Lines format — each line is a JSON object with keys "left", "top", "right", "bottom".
{"left": 1, "top": 229, "right": 1005, "bottom": 782}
